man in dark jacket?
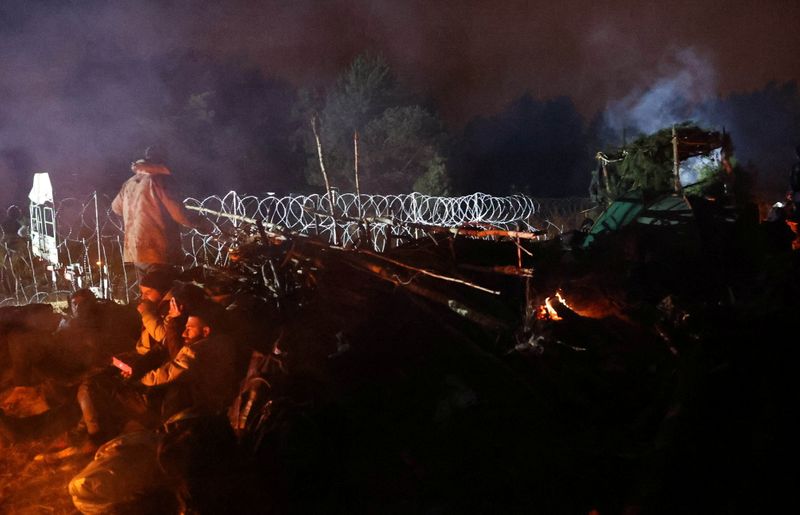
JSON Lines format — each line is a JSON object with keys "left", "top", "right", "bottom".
{"left": 139, "top": 306, "right": 240, "bottom": 418}
{"left": 68, "top": 308, "right": 241, "bottom": 514}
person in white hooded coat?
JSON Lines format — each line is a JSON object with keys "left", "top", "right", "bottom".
{"left": 111, "top": 148, "right": 205, "bottom": 277}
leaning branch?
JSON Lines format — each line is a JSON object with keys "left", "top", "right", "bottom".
{"left": 185, "top": 205, "right": 287, "bottom": 239}
{"left": 352, "top": 261, "right": 509, "bottom": 331}
{"left": 353, "top": 247, "right": 501, "bottom": 295}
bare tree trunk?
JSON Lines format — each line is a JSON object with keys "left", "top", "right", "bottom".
{"left": 311, "top": 114, "right": 338, "bottom": 245}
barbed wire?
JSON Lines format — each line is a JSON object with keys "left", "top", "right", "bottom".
{"left": 184, "top": 191, "right": 541, "bottom": 256}
{"left": 0, "top": 190, "right": 585, "bottom": 306}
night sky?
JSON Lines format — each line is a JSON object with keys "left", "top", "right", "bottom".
{"left": 113, "top": 0, "right": 800, "bottom": 122}
{"left": 1, "top": 0, "right": 798, "bottom": 203}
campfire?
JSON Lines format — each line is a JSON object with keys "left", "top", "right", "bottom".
{"left": 535, "top": 292, "right": 571, "bottom": 321}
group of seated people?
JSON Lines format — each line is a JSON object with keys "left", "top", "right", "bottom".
{"left": 5, "top": 269, "right": 249, "bottom": 461}
{"left": 72, "top": 269, "right": 242, "bottom": 456}
{"left": 0, "top": 267, "right": 279, "bottom": 511}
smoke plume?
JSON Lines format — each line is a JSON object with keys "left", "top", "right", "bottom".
{"left": 602, "top": 47, "right": 717, "bottom": 138}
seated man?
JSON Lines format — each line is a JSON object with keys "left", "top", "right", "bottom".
{"left": 71, "top": 270, "right": 178, "bottom": 452}
{"left": 2, "top": 292, "right": 142, "bottom": 447}
{"left": 161, "top": 280, "right": 210, "bottom": 360}
{"left": 9, "top": 288, "right": 130, "bottom": 385}
{"left": 138, "top": 306, "right": 240, "bottom": 418}
{"left": 133, "top": 269, "right": 179, "bottom": 361}
{"left": 48, "top": 288, "right": 133, "bottom": 380}
{"left": 3, "top": 298, "right": 84, "bottom": 386}
{"left": 69, "top": 310, "right": 243, "bottom": 513}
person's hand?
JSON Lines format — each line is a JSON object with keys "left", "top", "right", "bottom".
{"left": 137, "top": 300, "right": 154, "bottom": 315}
{"left": 112, "top": 356, "right": 133, "bottom": 379}
{"left": 167, "top": 297, "right": 182, "bottom": 319}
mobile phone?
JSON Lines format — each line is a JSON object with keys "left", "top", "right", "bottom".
{"left": 112, "top": 356, "right": 133, "bottom": 376}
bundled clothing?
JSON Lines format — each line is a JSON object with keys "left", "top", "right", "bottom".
{"left": 111, "top": 160, "right": 199, "bottom": 267}
{"left": 6, "top": 301, "right": 139, "bottom": 387}
{"left": 135, "top": 295, "right": 174, "bottom": 357}
{"left": 140, "top": 333, "right": 240, "bottom": 416}
{"left": 77, "top": 293, "right": 176, "bottom": 441}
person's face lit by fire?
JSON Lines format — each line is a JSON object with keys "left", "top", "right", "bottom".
{"left": 70, "top": 295, "right": 93, "bottom": 318}
{"left": 68, "top": 289, "right": 97, "bottom": 319}
{"left": 182, "top": 315, "right": 211, "bottom": 345}
{"left": 139, "top": 285, "right": 163, "bottom": 304}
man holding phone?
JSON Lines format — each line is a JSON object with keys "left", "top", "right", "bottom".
{"left": 139, "top": 307, "right": 240, "bottom": 418}
{"left": 72, "top": 270, "right": 177, "bottom": 454}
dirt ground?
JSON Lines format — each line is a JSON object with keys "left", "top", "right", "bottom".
{"left": 1, "top": 220, "right": 799, "bottom": 513}
{"left": 0, "top": 384, "right": 89, "bottom": 514}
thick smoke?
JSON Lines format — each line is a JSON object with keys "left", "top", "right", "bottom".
{"left": 0, "top": 0, "right": 303, "bottom": 207}
{"left": 598, "top": 43, "right": 800, "bottom": 197}
{"left": 2, "top": 1, "right": 797, "bottom": 207}
{"left": 602, "top": 47, "right": 717, "bottom": 138}
{"left": 0, "top": 1, "right": 187, "bottom": 206}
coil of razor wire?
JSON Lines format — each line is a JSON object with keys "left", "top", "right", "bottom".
{"left": 184, "top": 191, "right": 541, "bottom": 259}
{"left": 1, "top": 190, "right": 546, "bottom": 306}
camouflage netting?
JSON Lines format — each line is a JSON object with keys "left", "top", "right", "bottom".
{"left": 594, "top": 123, "right": 741, "bottom": 205}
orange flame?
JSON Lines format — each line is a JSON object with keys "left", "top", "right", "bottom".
{"left": 535, "top": 292, "right": 570, "bottom": 321}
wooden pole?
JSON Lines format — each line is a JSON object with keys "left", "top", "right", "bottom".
{"left": 672, "top": 125, "right": 681, "bottom": 193}
{"left": 94, "top": 191, "right": 105, "bottom": 298}
{"left": 354, "top": 129, "right": 371, "bottom": 247}
{"left": 353, "top": 130, "right": 361, "bottom": 203}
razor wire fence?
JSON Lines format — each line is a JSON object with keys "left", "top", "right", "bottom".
{"left": 181, "top": 191, "right": 543, "bottom": 261}
{"left": 528, "top": 197, "right": 601, "bottom": 235}
{"left": 0, "top": 190, "right": 591, "bottom": 306}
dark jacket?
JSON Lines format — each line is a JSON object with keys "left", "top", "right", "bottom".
{"left": 139, "top": 333, "right": 239, "bottom": 415}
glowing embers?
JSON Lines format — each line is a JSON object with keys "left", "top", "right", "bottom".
{"left": 535, "top": 291, "right": 571, "bottom": 321}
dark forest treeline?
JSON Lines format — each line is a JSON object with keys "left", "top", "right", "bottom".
{"left": 1, "top": 52, "right": 798, "bottom": 206}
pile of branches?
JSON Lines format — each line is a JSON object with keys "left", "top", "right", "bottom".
{"left": 3, "top": 206, "right": 797, "bottom": 513}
